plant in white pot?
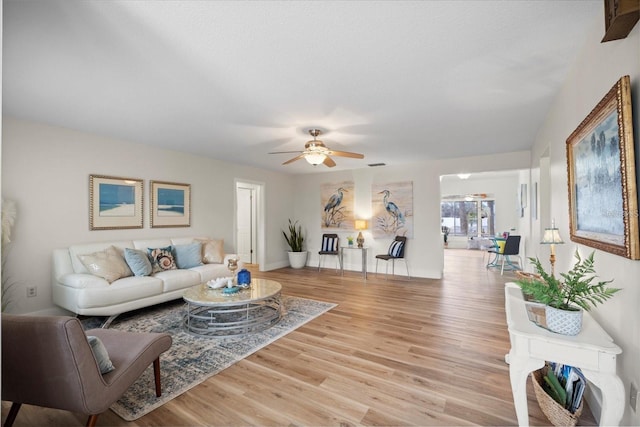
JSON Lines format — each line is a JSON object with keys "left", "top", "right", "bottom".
{"left": 283, "top": 219, "right": 307, "bottom": 269}
{"left": 516, "top": 250, "right": 620, "bottom": 336}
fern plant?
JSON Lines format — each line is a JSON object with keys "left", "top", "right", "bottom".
{"left": 282, "top": 219, "right": 304, "bottom": 252}
{"left": 517, "top": 250, "right": 620, "bottom": 311}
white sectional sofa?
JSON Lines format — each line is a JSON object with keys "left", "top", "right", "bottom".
{"left": 52, "top": 236, "right": 242, "bottom": 320}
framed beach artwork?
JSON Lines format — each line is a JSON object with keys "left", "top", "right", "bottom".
{"left": 150, "top": 181, "right": 191, "bottom": 228}
{"left": 372, "top": 181, "right": 413, "bottom": 238}
{"left": 566, "top": 75, "right": 639, "bottom": 260}
{"left": 89, "top": 175, "right": 143, "bottom": 230}
{"left": 321, "top": 181, "right": 354, "bottom": 229}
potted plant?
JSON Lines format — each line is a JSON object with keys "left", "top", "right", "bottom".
{"left": 516, "top": 250, "right": 620, "bottom": 335}
{"left": 282, "top": 219, "right": 307, "bottom": 269}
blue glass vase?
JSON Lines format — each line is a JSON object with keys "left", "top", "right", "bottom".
{"left": 237, "top": 269, "right": 251, "bottom": 286}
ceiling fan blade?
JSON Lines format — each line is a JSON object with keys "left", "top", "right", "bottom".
{"left": 282, "top": 154, "right": 306, "bottom": 165}
{"left": 323, "top": 156, "right": 336, "bottom": 167}
{"left": 326, "top": 150, "right": 364, "bottom": 159}
{"left": 269, "top": 150, "right": 303, "bottom": 154}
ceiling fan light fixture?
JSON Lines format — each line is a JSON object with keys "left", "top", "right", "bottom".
{"left": 305, "top": 152, "right": 326, "bottom": 165}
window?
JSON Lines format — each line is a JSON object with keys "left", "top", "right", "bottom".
{"left": 441, "top": 199, "right": 495, "bottom": 237}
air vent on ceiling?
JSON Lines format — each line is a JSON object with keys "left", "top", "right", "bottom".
{"left": 368, "top": 163, "right": 386, "bottom": 167}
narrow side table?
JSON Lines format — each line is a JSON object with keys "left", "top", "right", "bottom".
{"left": 339, "top": 246, "right": 368, "bottom": 279}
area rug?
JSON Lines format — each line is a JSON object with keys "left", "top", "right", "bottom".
{"left": 83, "top": 296, "right": 336, "bottom": 421}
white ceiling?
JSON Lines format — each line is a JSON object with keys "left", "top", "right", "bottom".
{"left": 2, "top": 1, "right": 602, "bottom": 174}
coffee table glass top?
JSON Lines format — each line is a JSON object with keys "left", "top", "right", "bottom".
{"left": 183, "top": 278, "right": 282, "bottom": 306}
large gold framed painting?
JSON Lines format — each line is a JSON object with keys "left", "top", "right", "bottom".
{"left": 321, "top": 181, "right": 354, "bottom": 229}
{"left": 372, "top": 181, "right": 413, "bottom": 238}
{"left": 566, "top": 75, "right": 639, "bottom": 259}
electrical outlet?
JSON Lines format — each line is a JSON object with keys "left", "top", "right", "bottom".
{"left": 26, "top": 286, "right": 37, "bottom": 298}
{"left": 631, "top": 382, "right": 638, "bottom": 412}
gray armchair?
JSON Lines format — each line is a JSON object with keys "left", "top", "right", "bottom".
{"left": 1, "top": 314, "right": 172, "bottom": 427}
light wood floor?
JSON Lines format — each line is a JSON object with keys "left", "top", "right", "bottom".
{"left": 2, "top": 249, "right": 596, "bottom": 426}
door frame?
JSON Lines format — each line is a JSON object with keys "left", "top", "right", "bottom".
{"left": 234, "top": 179, "right": 265, "bottom": 270}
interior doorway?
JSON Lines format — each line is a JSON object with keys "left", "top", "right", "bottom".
{"left": 235, "top": 180, "right": 264, "bottom": 268}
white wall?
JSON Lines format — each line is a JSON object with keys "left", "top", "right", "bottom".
{"left": 1, "top": 117, "right": 294, "bottom": 314}
{"left": 531, "top": 21, "right": 640, "bottom": 426}
{"left": 291, "top": 152, "right": 531, "bottom": 278}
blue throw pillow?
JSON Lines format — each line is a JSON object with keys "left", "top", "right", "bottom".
{"left": 124, "top": 248, "right": 153, "bottom": 276}
{"left": 87, "top": 335, "right": 115, "bottom": 374}
{"left": 388, "top": 240, "right": 404, "bottom": 257}
{"left": 174, "top": 242, "right": 203, "bottom": 269}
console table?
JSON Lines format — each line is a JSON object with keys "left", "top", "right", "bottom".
{"left": 504, "top": 283, "right": 624, "bottom": 426}
{"left": 340, "top": 246, "right": 368, "bottom": 279}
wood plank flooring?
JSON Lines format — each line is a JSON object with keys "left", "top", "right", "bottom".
{"left": 1, "top": 249, "right": 596, "bottom": 426}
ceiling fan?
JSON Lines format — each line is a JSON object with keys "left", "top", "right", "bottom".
{"left": 269, "top": 129, "right": 364, "bottom": 167}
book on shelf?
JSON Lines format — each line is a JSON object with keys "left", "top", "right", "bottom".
{"left": 548, "top": 361, "right": 586, "bottom": 413}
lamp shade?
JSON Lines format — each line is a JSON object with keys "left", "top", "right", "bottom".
{"left": 541, "top": 228, "right": 564, "bottom": 244}
{"left": 355, "top": 219, "right": 368, "bottom": 230}
{"left": 304, "top": 152, "right": 326, "bottom": 165}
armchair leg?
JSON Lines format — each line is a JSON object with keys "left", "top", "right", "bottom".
{"left": 4, "top": 402, "right": 21, "bottom": 427}
{"left": 86, "top": 414, "right": 99, "bottom": 427}
{"left": 153, "top": 357, "right": 162, "bottom": 397}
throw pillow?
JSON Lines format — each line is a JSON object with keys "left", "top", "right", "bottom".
{"left": 78, "top": 246, "right": 133, "bottom": 283}
{"left": 196, "top": 238, "right": 224, "bottom": 264}
{"left": 124, "top": 248, "right": 153, "bottom": 276}
{"left": 87, "top": 335, "right": 115, "bottom": 374}
{"left": 388, "top": 240, "right": 404, "bottom": 257}
{"left": 147, "top": 246, "right": 177, "bottom": 272}
{"left": 174, "top": 242, "right": 203, "bottom": 269}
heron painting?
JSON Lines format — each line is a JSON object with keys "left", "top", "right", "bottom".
{"left": 321, "top": 181, "right": 354, "bottom": 229}
{"left": 372, "top": 181, "right": 413, "bottom": 238}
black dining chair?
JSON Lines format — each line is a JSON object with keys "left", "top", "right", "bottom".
{"left": 375, "top": 236, "right": 410, "bottom": 279}
{"left": 496, "top": 235, "right": 522, "bottom": 275}
{"left": 318, "top": 234, "right": 342, "bottom": 272}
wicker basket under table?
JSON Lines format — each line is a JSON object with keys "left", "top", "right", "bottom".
{"left": 531, "top": 367, "right": 583, "bottom": 427}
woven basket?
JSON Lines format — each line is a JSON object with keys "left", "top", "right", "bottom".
{"left": 532, "top": 367, "right": 583, "bottom": 427}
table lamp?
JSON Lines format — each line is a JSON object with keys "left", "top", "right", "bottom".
{"left": 355, "top": 220, "right": 367, "bottom": 248}
{"left": 540, "top": 222, "right": 564, "bottom": 276}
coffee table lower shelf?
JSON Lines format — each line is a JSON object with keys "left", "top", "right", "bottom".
{"left": 184, "top": 298, "right": 282, "bottom": 337}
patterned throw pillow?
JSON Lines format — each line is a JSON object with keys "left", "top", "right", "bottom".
{"left": 147, "top": 246, "right": 177, "bottom": 272}
{"left": 388, "top": 240, "right": 404, "bottom": 257}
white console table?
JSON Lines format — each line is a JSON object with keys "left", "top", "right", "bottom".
{"left": 504, "top": 283, "right": 624, "bottom": 426}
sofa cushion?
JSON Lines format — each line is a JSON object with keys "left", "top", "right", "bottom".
{"left": 197, "top": 238, "right": 224, "bottom": 264}
{"left": 124, "top": 248, "right": 153, "bottom": 276}
{"left": 87, "top": 335, "right": 115, "bottom": 374}
{"left": 78, "top": 246, "right": 133, "bottom": 283}
{"left": 74, "top": 275, "right": 164, "bottom": 310}
{"left": 147, "top": 246, "right": 177, "bottom": 272}
{"left": 154, "top": 269, "right": 201, "bottom": 292}
{"left": 173, "top": 242, "right": 203, "bottom": 269}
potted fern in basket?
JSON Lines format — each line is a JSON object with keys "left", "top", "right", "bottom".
{"left": 282, "top": 219, "right": 307, "bottom": 269}
{"left": 516, "top": 250, "right": 620, "bottom": 335}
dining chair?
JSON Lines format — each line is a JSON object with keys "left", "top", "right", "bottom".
{"left": 375, "top": 236, "right": 410, "bottom": 279}
{"left": 318, "top": 233, "right": 342, "bottom": 272}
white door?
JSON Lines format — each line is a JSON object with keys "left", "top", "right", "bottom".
{"left": 236, "top": 186, "right": 255, "bottom": 264}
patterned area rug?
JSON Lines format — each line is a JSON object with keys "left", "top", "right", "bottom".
{"left": 83, "top": 296, "right": 336, "bottom": 421}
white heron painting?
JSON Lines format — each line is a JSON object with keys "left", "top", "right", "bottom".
{"left": 372, "top": 181, "right": 413, "bottom": 238}
{"left": 321, "top": 181, "right": 354, "bottom": 229}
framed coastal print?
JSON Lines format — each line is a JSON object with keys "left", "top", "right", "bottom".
{"left": 320, "top": 181, "right": 354, "bottom": 229}
{"left": 150, "top": 181, "right": 191, "bottom": 228}
{"left": 371, "top": 181, "right": 414, "bottom": 238}
{"left": 89, "top": 175, "right": 143, "bottom": 230}
{"left": 566, "top": 75, "right": 639, "bottom": 259}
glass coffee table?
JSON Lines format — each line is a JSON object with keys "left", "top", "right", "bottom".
{"left": 183, "top": 278, "right": 282, "bottom": 337}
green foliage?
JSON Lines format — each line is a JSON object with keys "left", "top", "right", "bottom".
{"left": 282, "top": 219, "right": 304, "bottom": 252}
{"left": 516, "top": 250, "right": 620, "bottom": 311}
{"left": 543, "top": 369, "right": 567, "bottom": 406}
